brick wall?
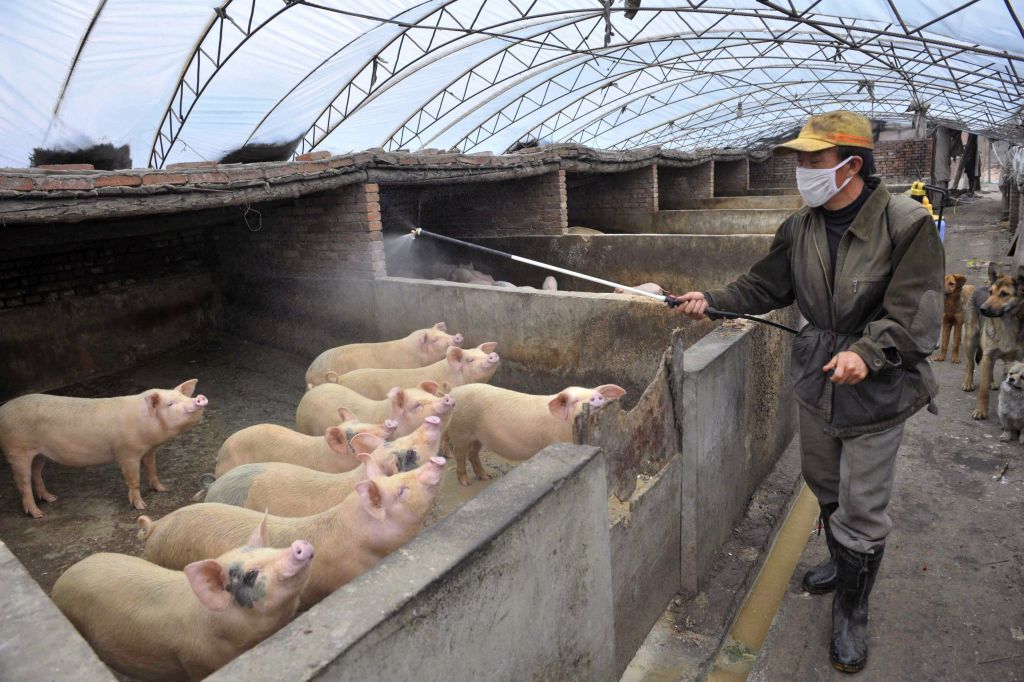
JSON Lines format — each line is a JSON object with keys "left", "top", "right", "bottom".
{"left": 215, "top": 183, "right": 386, "bottom": 280}
{"left": 749, "top": 155, "right": 797, "bottom": 188}
{"left": 874, "top": 138, "right": 933, "bottom": 185}
{"left": 0, "top": 226, "right": 215, "bottom": 310}
{"left": 567, "top": 165, "right": 657, "bottom": 231}
{"left": 380, "top": 171, "right": 567, "bottom": 239}
{"left": 713, "top": 159, "right": 749, "bottom": 196}
{"left": 658, "top": 163, "right": 713, "bottom": 209}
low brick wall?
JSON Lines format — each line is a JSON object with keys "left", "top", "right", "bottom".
{"left": 659, "top": 162, "right": 714, "bottom": 209}
{"left": 567, "top": 164, "right": 658, "bottom": 231}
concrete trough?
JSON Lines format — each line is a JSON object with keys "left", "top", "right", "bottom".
{"left": 395, "top": 233, "right": 774, "bottom": 296}
{"left": 679, "top": 195, "right": 803, "bottom": 211}
{"left": 650, "top": 208, "right": 793, "bottom": 235}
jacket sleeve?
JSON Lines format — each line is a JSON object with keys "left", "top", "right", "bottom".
{"left": 848, "top": 214, "right": 944, "bottom": 372}
{"left": 704, "top": 219, "right": 795, "bottom": 314}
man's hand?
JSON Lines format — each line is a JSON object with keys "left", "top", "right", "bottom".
{"left": 823, "top": 351, "right": 868, "bottom": 385}
{"left": 674, "top": 292, "right": 709, "bottom": 320}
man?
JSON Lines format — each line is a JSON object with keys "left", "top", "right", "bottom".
{"left": 675, "top": 111, "right": 944, "bottom": 673}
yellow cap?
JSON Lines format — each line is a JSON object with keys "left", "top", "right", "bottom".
{"left": 776, "top": 110, "right": 874, "bottom": 155}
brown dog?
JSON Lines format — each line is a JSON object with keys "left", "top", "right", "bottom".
{"left": 961, "top": 263, "right": 1024, "bottom": 419}
{"left": 934, "top": 274, "right": 970, "bottom": 363}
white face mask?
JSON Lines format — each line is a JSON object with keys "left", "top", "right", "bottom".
{"left": 796, "top": 156, "right": 855, "bottom": 207}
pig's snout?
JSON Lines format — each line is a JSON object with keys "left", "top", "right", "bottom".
{"left": 589, "top": 394, "right": 608, "bottom": 409}
{"left": 186, "top": 395, "right": 209, "bottom": 413}
{"left": 440, "top": 394, "right": 455, "bottom": 411}
{"left": 430, "top": 456, "right": 445, "bottom": 467}
{"left": 384, "top": 419, "right": 399, "bottom": 432}
{"left": 425, "top": 415, "right": 441, "bottom": 426}
{"left": 284, "top": 540, "right": 314, "bottom": 577}
{"left": 484, "top": 352, "right": 500, "bottom": 367}
{"left": 452, "top": 333, "right": 464, "bottom": 346}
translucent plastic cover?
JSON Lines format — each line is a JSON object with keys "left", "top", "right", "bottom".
{"left": 2, "top": 0, "right": 1021, "bottom": 168}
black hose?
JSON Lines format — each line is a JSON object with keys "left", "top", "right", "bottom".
{"left": 664, "top": 295, "right": 799, "bottom": 334}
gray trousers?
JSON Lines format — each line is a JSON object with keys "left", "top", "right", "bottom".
{"left": 798, "top": 406, "right": 904, "bottom": 554}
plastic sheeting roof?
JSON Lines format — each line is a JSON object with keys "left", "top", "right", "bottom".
{"left": 2, "top": 1, "right": 1022, "bottom": 169}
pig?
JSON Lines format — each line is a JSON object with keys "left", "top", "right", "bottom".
{"left": 296, "top": 381, "right": 455, "bottom": 437}
{"left": 614, "top": 282, "right": 667, "bottom": 297}
{"left": 139, "top": 456, "right": 446, "bottom": 610}
{"left": 304, "top": 322, "right": 463, "bottom": 390}
{"left": 0, "top": 379, "right": 207, "bottom": 517}
{"left": 445, "top": 383, "right": 626, "bottom": 485}
{"left": 542, "top": 276, "right": 558, "bottom": 291}
{"left": 565, "top": 226, "right": 605, "bottom": 235}
{"left": 51, "top": 523, "right": 313, "bottom": 682}
{"left": 337, "top": 343, "right": 500, "bottom": 400}
{"left": 202, "top": 416, "right": 443, "bottom": 516}
{"left": 213, "top": 409, "right": 398, "bottom": 477}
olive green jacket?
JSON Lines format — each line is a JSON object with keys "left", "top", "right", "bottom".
{"left": 705, "top": 178, "right": 944, "bottom": 436}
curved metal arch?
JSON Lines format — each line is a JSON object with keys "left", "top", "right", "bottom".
{"left": 307, "top": 3, "right": 1024, "bottom": 153}
{"left": 626, "top": 89, "right": 922, "bottom": 150}
{"left": 148, "top": 0, "right": 296, "bottom": 168}
{"left": 563, "top": 66, "right": 999, "bottom": 149}
{"left": 452, "top": 31, "right": 1016, "bottom": 153}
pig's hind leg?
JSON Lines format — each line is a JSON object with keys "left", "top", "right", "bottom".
{"left": 30, "top": 455, "right": 58, "bottom": 503}
{"left": 6, "top": 451, "right": 44, "bottom": 518}
{"left": 142, "top": 448, "right": 167, "bottom": 492}
{"left": 467, "top": 441, "right": 492, "bottom": 483}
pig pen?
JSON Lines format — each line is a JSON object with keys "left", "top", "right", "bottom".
{"left": 1, "top": 185, "right": 798, "bottom": 681}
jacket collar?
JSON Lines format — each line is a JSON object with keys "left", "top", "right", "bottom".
{"left": 814, "top": 176, "right": 889, "bottom": 241}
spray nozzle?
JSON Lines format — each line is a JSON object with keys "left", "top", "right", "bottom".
{"left": 410, "top": 228, "right": 421, "bottom": 238}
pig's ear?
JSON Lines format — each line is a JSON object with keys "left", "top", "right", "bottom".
{"left": 595, "top": 384, "right": 627, "bottom": 401}
{"left": 355, "top": 480, "right": 387, "bottom": 521}
{"left": 336, "top": 407, "right": 358, "bottom": 423}
{"left": 184, "top": 560, "right": 230, "bottom": 611}
{"left": 246, "top": 513, "right": 270, "bottom": 548}
{"left": 433, "top": 321, "right": 448, "bottom": 332}
{"left": 446, "top": 346, "right": 465, "bottom": 369}
{"left": 356, "top": 452, "right": 389, "bottom": 479}
{"left": 324, "top": 427, "right": 349, "bottom": 454}
{"left": 145, "top": 392, "right": 161, "bottom": 416}
{"left": 419, "top": 380, "right": 440, "bottom": 395}
{"left": 437, "top": 381, "right": 453, "bottom": 396}
{"left": 548, "top": 392, "right": 572, "bottom": 421}
{"left": 478, "top": 342, "right": 498, "bottom": 353}
{"left": 174, "top": 379, "right": 199, "bottom": 397}
{"left": 419, "top": 331, "right": 431, "bottom": 352}
{"left": 351, "top": 433, "right": 384, "bottom": 454}
{"left": 387, "top": 387, "right": 406, "bottom": 413}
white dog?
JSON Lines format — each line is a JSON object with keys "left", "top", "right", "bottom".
{"left": 997, "top": 361, "right": 1024, "bottom": 443}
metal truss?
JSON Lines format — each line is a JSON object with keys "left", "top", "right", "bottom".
{"left": 453, "top": 33, "right": 1012, "bottom": 153}
{"left": 147, "top": 1, "right": 1024, "bottom": 166}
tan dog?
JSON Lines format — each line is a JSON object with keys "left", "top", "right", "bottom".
{"left": 961, "top": 263, "right": 1024, "bottom": 419}
{"left": 933, "top": 274, "right": 970, "bottom": 363}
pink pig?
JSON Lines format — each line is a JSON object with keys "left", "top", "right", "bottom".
{"left": 296, "top": 381, "right": 454, "bottom": 437}
{"left": 0, "top": 379, "right": 207, "bottom": 517}
{"left": 139, "top": 456, "right": 446, "bottom": 610}
{"left": 52, "top": 524, "right": 313, "bottom": 681}
{"left": 213, "top": 409, "right": 398, "bottom": 477}
{"left": 305, "top": 322, "right": 464, "bottom": 390}
{"left": 445, "top": 383, "right": 626, "bottom": 485}
{"left": 337, "top": 343, "right": 500, "bottom": 400}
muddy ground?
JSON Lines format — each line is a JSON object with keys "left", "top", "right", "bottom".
{"left": 0, "top": 337, "right": 515, "bottom": 594}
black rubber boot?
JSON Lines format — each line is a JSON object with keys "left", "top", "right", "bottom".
{"left": 802, "top": 502, "right": 839, "bottom": 594}
{"left": 830, "top": 543, "right": 884, "bottom": 673}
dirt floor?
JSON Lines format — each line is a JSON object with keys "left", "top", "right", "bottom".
{"left": 0, "top": 336, "right": 512, "bottom": 594}
{"left": 748, "top": 190, "right": 1024, "bottom": 680}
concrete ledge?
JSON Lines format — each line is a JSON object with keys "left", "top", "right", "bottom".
{"left": 676, "top": 308, "right": 800, "bottom": 591}
{"left": 680, "top": 196, "right": 802, "bottom": 211}
{"left": 0, "top": 541, "right": 115, "bottom": 681}
{"left": 610, "top": 453, "right": 683, "bottom": 676}
{"left": 650, "top": 209, "right": 791, "bottom": 235}
{"left": 210, "top": 443, "right": 615, "bottom": 682}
